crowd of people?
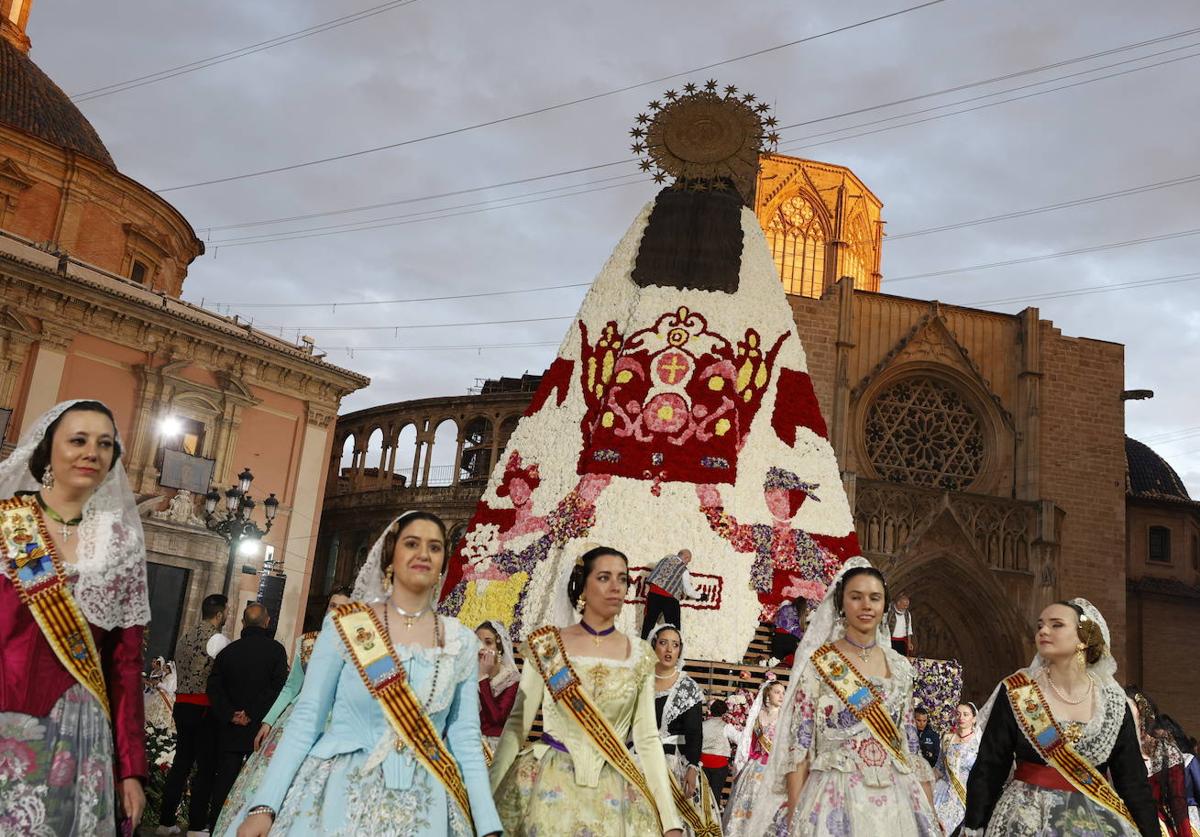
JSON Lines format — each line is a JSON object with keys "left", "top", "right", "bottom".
{"left": 2, "top": 399, "right": 1198, "bottom": 836}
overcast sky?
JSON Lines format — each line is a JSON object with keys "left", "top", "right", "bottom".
{"left": 28, "top": 0, "right": 1200, "bottom": 494}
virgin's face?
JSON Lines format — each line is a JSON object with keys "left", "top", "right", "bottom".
{"left": 766, "top": 683, "right": 786, "bottom": 708}
{"left": 508, "top": 478, "right": 531, "bottom": 507}
{"left": 582, "top": 554, "right": 629, "bottom": 620}
{"left": 957, "top": 705, "right": 975, "bottom": 730}
{"left": 389, "top": 519, "right": 445, "bottom": 596}
{"left": 654, "top": 629, "right": 682, "bottom": 668}
{"left": 841, "top": 573, "right": 885, "bottom": 632}
{"left": 48, "top": 410, "right": 116, "bottom": 493}
{"left": 1035, "top": 604, "right": 1080, "bottom": 661}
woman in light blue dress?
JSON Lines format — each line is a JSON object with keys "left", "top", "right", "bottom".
{"left": 932, "top": 702, "right": 980, "bottom": 835}
{"left": 211, "top": 588, "right": 352, "bottom": 835}
{"left": 231, "top": 511, "right": 501, "bottom": 837}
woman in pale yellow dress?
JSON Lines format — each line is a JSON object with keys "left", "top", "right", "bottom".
{"left": 490, "top": 545, "right": 684, "bottom": 836}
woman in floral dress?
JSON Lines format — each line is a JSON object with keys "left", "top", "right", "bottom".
{"left": 961, "top": 599, "right": 1159, "bottom": 837}
{"left": 749, "top": 558, "right": 938, "bottom": 836}
{"left": 723, "top": 677, "right": 786, "bottom": 835}
{"left": 0, "top": 400, "right": 151, "bottom": 836}
{"left": 490, "top": 545, "right": 683, "bottom": 836}
{"left": 232, "top": 511, "right": 500, "bottom": 837}
{"left": 933, "top": 702, "right": 979, "bottom": 834}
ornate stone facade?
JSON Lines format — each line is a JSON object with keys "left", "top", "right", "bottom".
{"left": 0, "top": 8, "right": 369, "bottom": 660}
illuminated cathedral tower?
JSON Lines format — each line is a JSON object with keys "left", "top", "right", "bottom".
{"left": 754, "top": 153, "right": 884, "bottom": 298}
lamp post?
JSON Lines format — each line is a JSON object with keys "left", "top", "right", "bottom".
{"left": 204, "top": 467, "right": 279, "bottom": 601}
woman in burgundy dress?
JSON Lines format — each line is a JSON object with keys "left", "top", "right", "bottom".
{"left": 476, "top": 619, "right": 519, "bottom": 750}
{"left": 0, "top": 400, "right": 150, "bottom": 835}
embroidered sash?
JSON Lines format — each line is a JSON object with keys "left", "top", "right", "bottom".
{"left": 331, "top": 603, "right": 473, "bottom": 828}
{"left": 948, "top": 745, "right": 967, "bottom": 806}
{"left": 526, "top": 625, "right": 664, "bottom": 833}
{"left": 811, "top": 643, "right": 908, "bottom": 767}
{"left": 0, "top": 498, "right": 109, "bottom": 718}
{"left": 299, "top": 631, "right": 318, "bottom": 667}
{"left": 670, "top": 769, "right": 723, "bottom": 837}
{"left": 1004, "top": 672, "right": 1142, "bottom": 831}
{"left": 754, "top": 720, "right": 773, "bottom": 757}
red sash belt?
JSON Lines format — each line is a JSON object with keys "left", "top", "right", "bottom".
{"left": 700, "top": 753, "right": 729, "bottom": 768}
{"left": 175, "top": 692, "right": 210, "bottom": 706}
{"left": 648, "top": 584, "right": 674, "bottom": 599}
{"left": 1015, "top": 760, "right": 1076, "bottom": 793}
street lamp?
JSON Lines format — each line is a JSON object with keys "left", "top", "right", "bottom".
{"left": 204, "top": 466, "right": 277, "bottom": 600}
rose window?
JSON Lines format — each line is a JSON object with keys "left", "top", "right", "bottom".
{"left": 864, "top": 378, "right": 984, "bottom": 491}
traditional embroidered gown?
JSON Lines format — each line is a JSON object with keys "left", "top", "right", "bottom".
{"left": 479, "top": 666, "right": 519, "bottom": 751}
{"left": 722, "top": 708, "right": 780, "bottom": 836}
{"left": 962, "top": 679, "right": 1161, "bottom": 837}
{"left": 221, "top": 613, "right": 501, "bottom": 837}
{"left": 211, "top": 631, "right": 317, "bottom": 836}
{"left": 769, "top": 646, "right": 938, "bottom": 837}
{"left": 491, "top": 635, "right": 683, "bottom": 835}
{"left": 654, "top": 671, "right": 723, "bottom": 836}
{"left": 0, "top": 497, "right": 146, "bottom": 837}
{"left": 932, "top": 729, "right": 979, "bottom": 834}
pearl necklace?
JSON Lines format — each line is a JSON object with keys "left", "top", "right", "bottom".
{"left": 390, "top": 600, "right": 428, "bottom": 629}
{"left": 1043, "top": 669, "right": 1094, "bottom": 706}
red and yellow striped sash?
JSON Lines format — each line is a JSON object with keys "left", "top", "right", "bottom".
{"left": 526, "top": 625, "right": 664, "bottom": 833}
{"left": 811, "top": 643, "right": 909, "bottom": 767}
{"left": 670, "top": 769, "right": 723, "bottom": 837}
{"left": 332, "top": 604, "right": 473, "bottom": 829}
{"left": 1004, "top": 672, "right": 1148, "bottom": 832}
{"left": 0, "top": 498, "right": 109, "bottom": 718}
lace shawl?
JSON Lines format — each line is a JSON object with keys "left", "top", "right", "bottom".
{"left": 0, "top": 400, "right": 150, "bottom": 629}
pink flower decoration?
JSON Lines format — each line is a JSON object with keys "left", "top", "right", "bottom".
{"left": 0, "top": 738, "right": 37, "bottom": 781}
{"left": 49, "top": 750, "right": 76, "bottom": 787}
{"left": 781, "top": 576, "right": 826, "bottom": 603}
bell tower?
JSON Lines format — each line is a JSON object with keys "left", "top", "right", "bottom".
{"left": 1, "top": 0, "right": 32, "bottom": 53}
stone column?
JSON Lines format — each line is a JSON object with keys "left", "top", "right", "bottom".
{"left": 19, "top": 324, "right": 72, "bottom": 434}
{"left": 272, "top": 404, "right": 334, "bottom": 644}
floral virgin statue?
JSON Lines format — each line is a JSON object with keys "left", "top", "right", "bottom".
{"left": 442, "top": 85, "right": 862, "bottom": 662}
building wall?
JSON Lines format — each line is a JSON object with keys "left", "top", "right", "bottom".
{"left": 1037, "top": 326, "right": 1128, "bottom": 654}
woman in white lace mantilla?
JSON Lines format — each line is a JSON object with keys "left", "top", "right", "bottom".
{"left": 960, "top": 598, "right": 1160, "bottom": 837}
{"left": 231, "top": 511, "right": 501, "bottom": 837}
{"left": 748, "top": 557, "right": 938, "bottom": 836}
{"left": 0, "top": 400, "right": 152, "bottom": 836}
{"left": 723, "top": 676, "right": 787, "bottom": 836}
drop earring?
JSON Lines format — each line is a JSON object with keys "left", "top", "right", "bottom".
{"left": 1074, "top": 644, "right": 1086, "bottom": 671}
{"left": 384, "top": 564, "right": 394, "bottom": 588}
{"left": 576, "top": 595, "right": 587, "bottom": 614}
{"left": 41, "top": 466, "right": 55, "bottom": 491}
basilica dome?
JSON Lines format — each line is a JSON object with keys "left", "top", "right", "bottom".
{"left": 1126, "top": 436, "right": 1193, "bottom": 501}
{"left": 0, "top": 35, "right": 114, "bottom": 167}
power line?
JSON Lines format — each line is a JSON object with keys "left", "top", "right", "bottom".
{"left": 203, "top": 282, "right": 591, "bottom": 310}
{"left": 777, "top": 24, "right": 1200, "bottom": 132}
{"left": 960, "top": 271, "right": 1200, "bottom": 306}
{"left": 203, "top": 161, "right": 633, "bottom": 233}
{"left": 71, "top": 0, "right": 421, "bottom": 102}
{"left": 198, "top": 35, "right": 1200, "bottom": 245}
{"left": 888, "top": 227, "right": 1200, "bottom": 284}
{"left": 199, "top": 26, "right": 1200, "bottom": 234}
{"left": 260, "top": 314, "right": 575, "bottom": 332}
{"left": 208, "top": 177, "right": 646, "bottom": 248}
{"left": 887, "top": 173, "right": 1200, "bottom": 240}
{"left": 156, "top": 0, "right": 950, "bottom": 192}
{"left": 323, "top": 341, "right": 561, "bottom": 355}
{"left": 211, "top": 172, "right": 652, "bottom": 244}
{"left": 779, "top": 45, "right": 1200, "bottom": 155}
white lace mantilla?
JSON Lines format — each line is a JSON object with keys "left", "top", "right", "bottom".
{"left": 0, "top": 401, "right": 150, "bottom": 630}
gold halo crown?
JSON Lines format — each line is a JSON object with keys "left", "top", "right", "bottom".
{"left": 631, "top": 80, "right": 779, "bottom": 204}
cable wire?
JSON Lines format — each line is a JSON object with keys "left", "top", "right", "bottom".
{"left": 156, "top": 0, "right": 950, "bottom": 192}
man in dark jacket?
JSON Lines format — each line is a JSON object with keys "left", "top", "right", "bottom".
{"left": 205, "top": 602, "right": 288, "bottom": 830}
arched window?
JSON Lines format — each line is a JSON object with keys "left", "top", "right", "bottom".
{"left": 460, "top": 417, "right": 494, "bottom": 482}
{"left": 766, "top": 194, "right": 827, "bottom": 297}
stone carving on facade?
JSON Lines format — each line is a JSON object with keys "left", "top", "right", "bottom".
{"left": 151, "top": 490, "right": 206, "bottom": 527}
